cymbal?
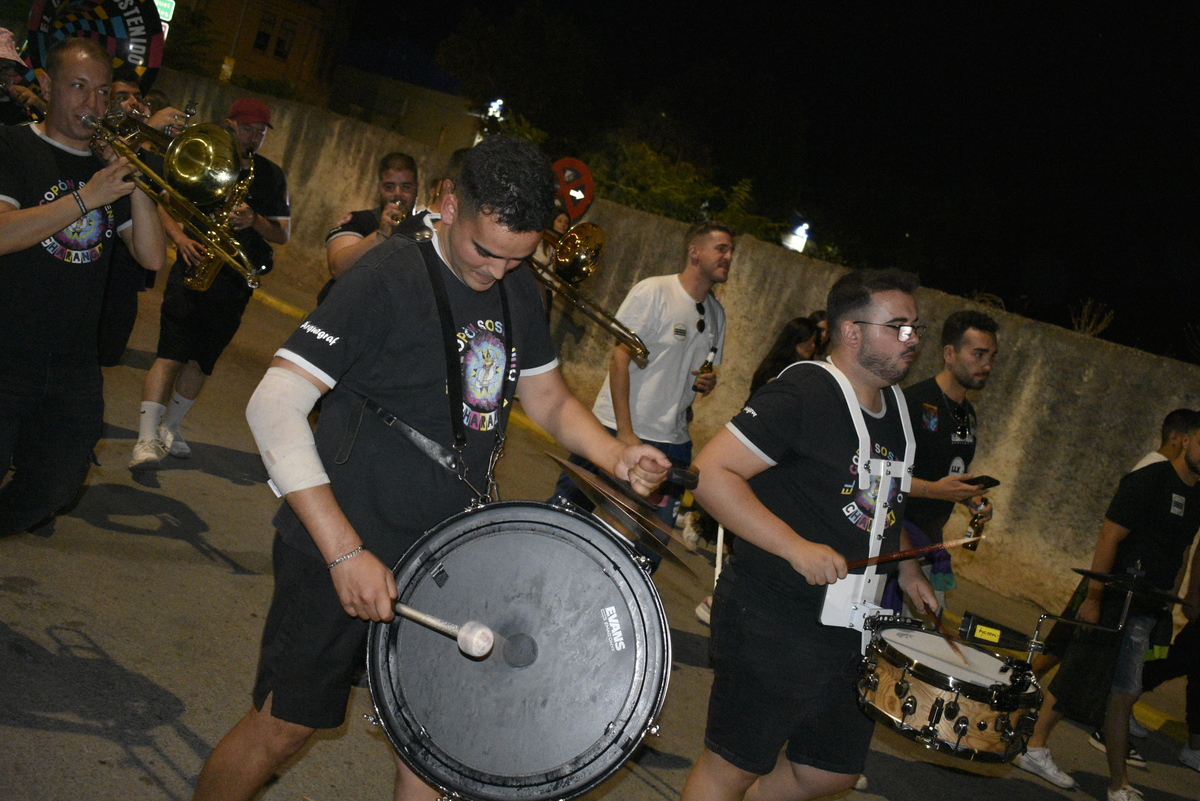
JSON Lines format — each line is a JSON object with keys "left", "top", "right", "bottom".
{"left": 1072, "top": 568, "right": 1187, "bottom": 605}
{"left": 549, "top": 454, "right": 699, "bottom": 578}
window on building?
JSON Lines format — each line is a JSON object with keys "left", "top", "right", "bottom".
{"left": 274, "top": 20, "right": 296, "bottom": 60}
{"left": 253, "top": 12, "right": 276, "bottom": 51}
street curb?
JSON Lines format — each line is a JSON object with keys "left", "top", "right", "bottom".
{"left": 252, "top": 289, "right": 308, "bottom": 320}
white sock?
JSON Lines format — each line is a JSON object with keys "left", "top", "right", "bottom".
{"left": 139, "top": 402, "right": 166, "bottom": 442}
{"left": 163, "top": 391, "right": 195, "bottom": 431}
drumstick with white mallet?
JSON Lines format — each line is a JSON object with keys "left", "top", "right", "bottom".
{"left": 847, "top": 536, "right": 980, "bottom": 666}
{"left": 394, "top": 602, "right": 495, "bottom": 658}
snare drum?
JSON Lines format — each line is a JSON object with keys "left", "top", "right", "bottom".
{"left": 857, "top": 624, "right": 1041, "bottom": 762}
{"left": 367, "top": 502, "right": 671, "bottom": 800}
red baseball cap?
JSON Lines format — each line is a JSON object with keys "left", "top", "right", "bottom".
{"left": 227, "top": 96, "right": 273, "bottom": 128}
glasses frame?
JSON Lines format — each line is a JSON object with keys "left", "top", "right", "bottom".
{"left": 852, "top": 321, "right": 926, "bottom": 343}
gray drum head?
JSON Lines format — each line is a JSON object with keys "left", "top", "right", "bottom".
{"left": 367, "top": 502, "right": 670, "bottom": 800}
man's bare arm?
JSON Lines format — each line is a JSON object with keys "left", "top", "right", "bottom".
{"left": 1077, "top": 518, "right": 1131, "bottom": 623}
{"left": 607, "top": 344, "right": 640, "bottom": 447}
{"left": 518, "top": 367, "right": 669, "bottom": 495}
{"left": 693, "top": 427, "right": 847, "bottom": 585}
{"left": 0, "top": 159, "right": 137, "bottom": 255}
{"left": 118, "top": 185, "right": 166, "bottom": 271}
{"left": 248, "top": 357, "right": 397, "bottom": 621}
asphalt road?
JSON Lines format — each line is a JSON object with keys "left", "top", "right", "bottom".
{"left": 1, "top": 285, "right": 1194, "bottom": 801}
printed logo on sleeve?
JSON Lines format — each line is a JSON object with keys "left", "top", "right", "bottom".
{"left": 1171, "top": 493, "right": 1185, "bottom": 517}
{"left": 299, "top": 321, "right": 340, "bottom": 345}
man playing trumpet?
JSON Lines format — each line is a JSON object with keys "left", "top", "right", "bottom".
{"left": 326, "top": 151, "right": 421, "bottom": 281}
{"left": 130, "top": 96, "right": 290, "bottom": 469}
{"left": 0, "top": 37, "right": 165, "bottom": 536}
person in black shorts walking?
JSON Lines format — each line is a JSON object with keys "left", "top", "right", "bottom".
{"left": 129, "top": 97, "right": 290, "bottom": 470}
{"left": 679, "top": 268, "right": 937, "bottom": 800}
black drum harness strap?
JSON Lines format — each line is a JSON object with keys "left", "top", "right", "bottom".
{"left": 336, "top": 239, "right": 515, "bottom": 506}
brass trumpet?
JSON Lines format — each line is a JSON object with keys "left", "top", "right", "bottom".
{"left": 83, "top": 109, "right": 261, "bottom": 291}
{"left": 528, "top": 222, "right": 650, "bottom": 367}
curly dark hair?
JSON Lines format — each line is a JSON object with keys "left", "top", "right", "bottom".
{"left": 455, "top": 135, "right": 557, "bottom": 233}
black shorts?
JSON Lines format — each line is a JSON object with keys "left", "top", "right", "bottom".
{"left": 156, "top": 262, "right": 250, "bottom": 375}
{"left": 704, "top": 585, "right": 874, "bottom": 776}
{"left": 252, "top": 534, "right": 371, "bottom": 729}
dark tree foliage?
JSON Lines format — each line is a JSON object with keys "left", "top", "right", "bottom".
{"left": 161, "top": 6, "right": 219, "bottom": 75}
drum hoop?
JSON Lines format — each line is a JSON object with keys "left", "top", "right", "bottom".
{"left": 868, "top": 632, "right": 1018, "bottom": 706}
{"left": 366, "top": 501, "right": 671, "bottom": 801}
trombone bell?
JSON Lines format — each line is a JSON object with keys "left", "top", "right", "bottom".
{"left": 529, "top": 222, "right": 650, "bottom": 367}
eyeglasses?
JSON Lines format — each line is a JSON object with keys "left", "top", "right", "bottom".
{"left": 696, "top": 301, "right": 706, "bottom": 332}
{"left": 853, "top": 321, "right": 926, "bottom": 342}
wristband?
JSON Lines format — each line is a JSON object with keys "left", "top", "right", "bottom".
{"left": 71, "top": 190, "right": 88, "bottom": 218}
{"left": 327, "top": 546, "right": 364, "bottom": 570}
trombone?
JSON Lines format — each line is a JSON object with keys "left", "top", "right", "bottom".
{"left": 527, "top": 222, "right": 650, "bottom": 367}
{"left": 83, "top": 109, "right": 262, "bottom": 291}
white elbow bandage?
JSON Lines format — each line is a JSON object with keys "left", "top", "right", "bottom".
{"left": 246, "top": 366, "right": 329, "bottom": 496}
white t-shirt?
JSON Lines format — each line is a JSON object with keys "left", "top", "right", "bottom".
{"left": 592, "top": 274, "right": 724, "bottom": 444}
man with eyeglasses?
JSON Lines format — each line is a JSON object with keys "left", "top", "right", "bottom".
{"left": 550, "top": 220, "right": 734, "bottom": 530}
{"left": 679, "top": 268, "right": 937, "bottom": 800}
{"left": 884, "top": 310, "right": 999, "bottom": 615}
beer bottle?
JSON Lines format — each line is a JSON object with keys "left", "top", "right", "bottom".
{"left": 963, "top": 498, "right": 990, "bottom": 551}
{"left": 691, "top": 347, "right": 718, "bottom": 392}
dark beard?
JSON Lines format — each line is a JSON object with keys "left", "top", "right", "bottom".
{"left": 858, "top": 342, "right": 912, "bottom": 385}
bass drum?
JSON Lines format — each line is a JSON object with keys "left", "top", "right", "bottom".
{"left": 367, "top": 502, "right": 671, "bottom": 800}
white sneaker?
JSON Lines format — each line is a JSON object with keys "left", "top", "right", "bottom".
{"left": 1106, "top": 785, "right": 1145, "bottom": 801}
{"left": 695, "top": 596, "right": 712, "bottom": 625}
{"left": 854, "top": 774, "right": 868, "bottom": 790}
{"left": 129, "top": 439, "right": 164, "bottom": 470}
{"left": 681, "top": 516, "right": 701, "bottom": 549}
{"left": 157, "top": 424, "right": 191, "bottom": 458}
{"left": 1128, "top": 713, "right": 1148, "bottom": 738}
{"left": 1012, "top": 746, "right": 1076, "bottom": 789}
{"left": 1180, "top": 744, "right": 1200, "bottom": 772}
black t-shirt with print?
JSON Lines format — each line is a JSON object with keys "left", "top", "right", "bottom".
{"left": 272, "top": 233, "right": 557, "bottom": 563}
{"left": 903, "top": 376, "right": 977, "bottom": 539}
{"left": 723, "top": 362, "right": 910, "bottom": 611}
{"left": 0, "top": 124, "right": 131, "bottom": 355}
{"left": 1105, "top": 460, "right": 1200, "bottom": 602}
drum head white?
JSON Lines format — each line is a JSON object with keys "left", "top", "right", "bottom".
{"left": 880, "top": 627, "right": 1009, "bottom": 684}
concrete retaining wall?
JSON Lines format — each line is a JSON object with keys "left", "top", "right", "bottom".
{"left": 151, "top": 72, "right": 1200, "bottom": 614}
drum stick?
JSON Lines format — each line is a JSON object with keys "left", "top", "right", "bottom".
{"left": 394, "top": 602, "right": 495, "bottom": 658}
{"left": 932, "top": 613, "right": 970, "bottom": 667}
{"left": 845, "top": 536, "right": 980, "bottom": 570}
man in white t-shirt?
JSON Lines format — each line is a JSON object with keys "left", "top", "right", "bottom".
{"left": 551, "top": 221, "right": 734, "bottom": 529}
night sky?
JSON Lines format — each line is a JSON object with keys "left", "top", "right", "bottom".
{"left": 347, "top": 2, "right": 1198, "bottom": 358}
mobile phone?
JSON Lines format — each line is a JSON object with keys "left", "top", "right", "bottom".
{"left": 966, "top": 475, "right": 1000, "bottom": 490}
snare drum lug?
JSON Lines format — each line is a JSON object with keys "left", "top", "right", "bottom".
{"left": 901, "top": 696, "right": 918, "bottom": 719}
{"left": 894, "top": 678, "right": 910, "bottom": 699}
{"left": 953, "top": 716, "right": 970, "bottom": 738}
{"left": 945, "top": 698, "right": 960, "bottom": 720}
{"left": 928, "top": 696, "right": 945, "bottom": 726}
